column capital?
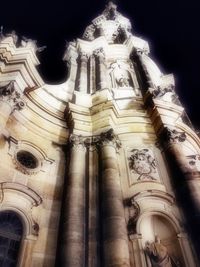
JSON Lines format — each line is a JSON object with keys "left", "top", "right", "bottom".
{"left": 0, "top": 81, "right": 26, "bottom": 111}
{"left": 79, "top": 51, "right": 89, "bottom": 62}
{"left": 160, "top": 127, "right": 186, "bottom": 147}
{"left": 93, "top": 47, "right": 105, "bottom": 60}
{"left": 95, "top": 128, "right": 121, "bottom": 149}
{"left": 69, "top": 134, "right": 86, "bottom": 151}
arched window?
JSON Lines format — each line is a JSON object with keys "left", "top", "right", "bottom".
{"left": 0, "top": 211, "right": 23, "bottom": 267}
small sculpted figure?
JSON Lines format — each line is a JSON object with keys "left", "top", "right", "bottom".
{"left": 145, "top": 236, "right": 180, "bottom": 267}
{"left": 111, "top": 62, "right": 131, "bottom": 88}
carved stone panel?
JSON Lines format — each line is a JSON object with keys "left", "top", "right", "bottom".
{"left": 127, "top": 148, "right": 160, "bottom": 184}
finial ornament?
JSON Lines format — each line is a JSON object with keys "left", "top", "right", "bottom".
{"left": 0, "top": 26, "right": 4, "bottom": 41}
{"left": 104, "top": 1, "right": 118, "bottom": 20}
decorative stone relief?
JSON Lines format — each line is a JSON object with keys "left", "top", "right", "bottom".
{"left": 149, "top": 84, "right": 181, "bottom": 105}
{"left": 127, "top": 198, "right": 140, "bottom": 235}
{"left": 161, "top": 127, "right": 186, "bottom": 145}
{"left": 128, "top": 148, "right": 159, "bottom": 182}
{"left": 0, "top": 81, "right": 26, "bottom": 111}
{"left": 69, "top": 129, "right": 121, "bottom": 151}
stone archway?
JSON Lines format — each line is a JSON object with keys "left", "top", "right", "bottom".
{"left": 0, "top": 211, "right": 23, "bottom": 267}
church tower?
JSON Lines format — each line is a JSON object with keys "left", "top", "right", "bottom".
{"left": 0, "top": 2, "right": 199, "bottom": 266}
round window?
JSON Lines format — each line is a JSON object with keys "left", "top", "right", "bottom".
{"left": 16, "top": 150, "right": 39, "bottom": 169}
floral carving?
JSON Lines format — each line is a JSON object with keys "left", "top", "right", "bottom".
{"left": 128, "top": 149, "right": 157, "bottom": 181}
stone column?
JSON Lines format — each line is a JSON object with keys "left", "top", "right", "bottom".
{"left": 98, "top": 129, "right": 130, "bottom": 267}
{"left": 0, "top": 81, "right": 25, "bottom": 128}
{"left": 78, "top": 52, "right": 89, "bottom": 93}
{"left": 135, "top": 50, "right": 154, "bottom": 90}
{"left": 160, "top": 127, "right": 200, "bottom": 255}
{"left": 94, "top": 48, "right": 107, "bottom": 90}
{"left": 61, "top": 134, "right": 86, "bottom": 266}
{"left": 87, "top": 143, "right": 99, "bottom": 267}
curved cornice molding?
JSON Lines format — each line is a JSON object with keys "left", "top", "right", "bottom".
{"left": 0, "top": 182, "right": 42, "bottom": 206}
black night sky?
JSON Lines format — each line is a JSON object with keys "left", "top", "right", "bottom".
{"left": 1, "top": 0, "right": 200, "bottom": 128}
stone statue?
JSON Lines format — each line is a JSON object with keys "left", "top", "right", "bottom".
{"left": 145, "top": 236, "right": 180, "bottom": 267}
{"left": 110, "top": 62, "right": 131, "bottom": 88}
{"left": 7, "top": 30, "right": 18, "bottom": 45}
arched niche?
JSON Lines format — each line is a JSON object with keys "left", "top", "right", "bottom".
{"left": 0, "top": 182, "right": 42, "bottom": 236}
{"left": 139, "top": 213, "right": 183, "bottom": 266}
{"left": 132, "top": 211, "right": 196, "bottom": 267}
{"left": 0, "top": 182, "right": 42, "bottom": 266}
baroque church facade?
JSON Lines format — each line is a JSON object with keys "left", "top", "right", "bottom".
{"left": 0, "top": 2, "right": 199, "bottom": 267}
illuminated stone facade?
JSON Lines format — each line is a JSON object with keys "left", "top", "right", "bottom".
{"left": 0, "top": 2, "right": 199, "bottom": 267}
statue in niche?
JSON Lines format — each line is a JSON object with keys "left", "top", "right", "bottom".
{"left": 128, "top": 149, "right": 157, "bottom": 181}
{"left": 110, "top": 61, "right": 132, "bottom": 88}
{"left": 145, "top": 236, "right": 180, "bottom": 267}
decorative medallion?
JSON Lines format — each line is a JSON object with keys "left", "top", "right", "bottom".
{"left": 128, "top": 148, "right": 158, "bottom": 182}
